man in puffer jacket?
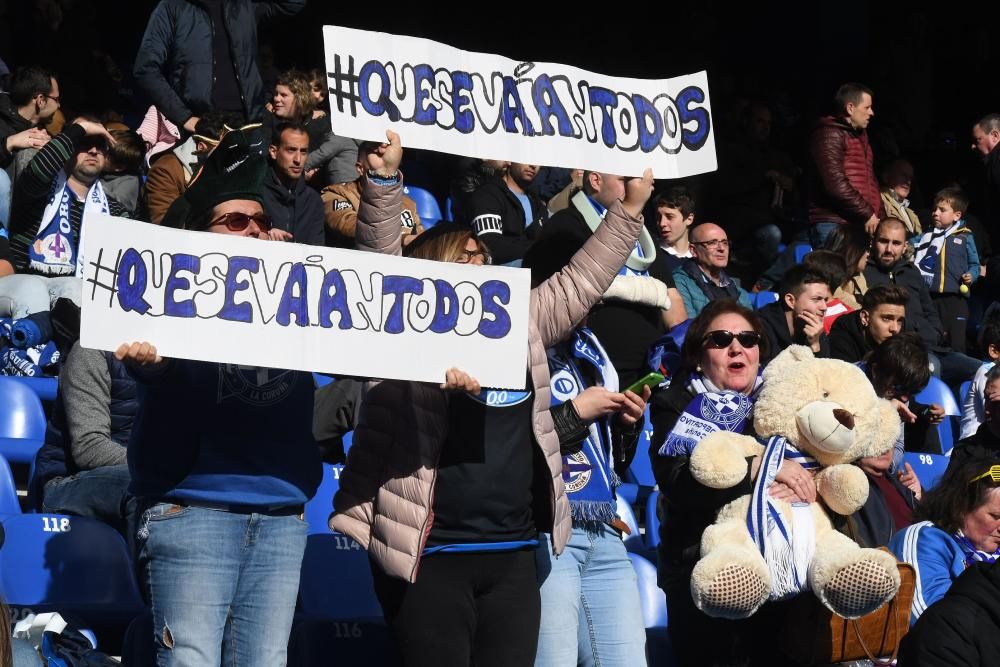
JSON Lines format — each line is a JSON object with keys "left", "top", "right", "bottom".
{"left": 806, "top": 82, "right": 884, "bottom": 245}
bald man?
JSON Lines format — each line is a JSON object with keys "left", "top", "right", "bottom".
{"left": 671, "top": 222, "right": 752, "bottom": 316}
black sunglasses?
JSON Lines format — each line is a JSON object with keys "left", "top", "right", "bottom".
{"left": 702, "top": 330, "right": 762, "bottom": 349}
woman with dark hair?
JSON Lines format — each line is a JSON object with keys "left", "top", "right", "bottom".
{"left": 891, "top": 457, "right": 1000, "bottom": 625}
{"left": 307, "top": 68, "right": 329, "bottom": 120}
{"left": 649, "top": 299, "right": 817, "bottom": 664}
{"left": 821, "top": 223, "right": 871, "bottom": 309}
{"left": 331, "top": 131, "right": 655, "bottom": 666}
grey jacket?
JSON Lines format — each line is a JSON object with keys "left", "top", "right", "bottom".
{"left": 330, "top": 176, "right": 645, "bottom": 581}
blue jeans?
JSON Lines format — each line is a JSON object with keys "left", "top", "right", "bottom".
{"left": 808, "top": 221, "right": 841, "bottom": 248}
{"left": 535, "top": 524, "right": 647, "bottom": 667}
{"left": 136, "top": 503, "right": 307, "bottom": 667}
{"left": 42, "top": 464, "right": 134, "bottom": 539}
{"left": 0, "top": 275, "right": 82, "bottom": 318}
{"left": 929, "top": 350, "right": 984, "bottom": 388}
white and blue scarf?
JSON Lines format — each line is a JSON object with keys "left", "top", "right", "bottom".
{"left": 28, "top": 171, "right": 109, "bottom": 277}
{"left": 748, "top": 435, "right": 820, "bottom": 600}
{"left": 954, "top": 530, "right": 1000, "bottom": 568}
{"left": 548, "top": 328, "right": 620, "bottom": 524}
{"left": 658, "top": 371, "right": 764, "bottom": 457}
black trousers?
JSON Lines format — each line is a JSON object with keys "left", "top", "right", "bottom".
{"left": 371, "top": 549, "right": 540, "bottom": 667}
{"left": 933, "top": 292, "right": 970, "bottom": 354}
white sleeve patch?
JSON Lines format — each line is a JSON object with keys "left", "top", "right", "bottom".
{"left": 334, "top": 200, "right": 353, "bottom": 212}
{"left": 472, "top": 214, "right": 503, "bottom": 235}
{"left": 400, "top": 209, "right": 415, "bottom": 229}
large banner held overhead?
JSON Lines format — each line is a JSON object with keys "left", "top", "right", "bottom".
{"left": 79, "top": 216, "right": 530, "bottom": 388}
{"left": 323, "top": 26, "right": 716, "bottom": 178}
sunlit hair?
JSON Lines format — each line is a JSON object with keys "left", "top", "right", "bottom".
{"left": 403, "top": 226, "right": 489, "bottom": 264}
{"left": 274, "top": 70, "right": 315, "bottom": 123}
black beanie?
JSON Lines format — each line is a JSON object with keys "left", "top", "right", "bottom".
{"left": 162, "top": 124, "right": 267, "bottom": 230}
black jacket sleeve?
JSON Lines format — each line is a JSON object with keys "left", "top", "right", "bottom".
{"left": 300, "top": 189, "right": 326, "bottom": 247}
{"left": 467, "top": 185, "right": 532, "bottom": 264}
{"left": 898, "top": 597, "right": 983, "bottom": 666}
{"left": 133, "top": 4, "right": 193, "bottom": 128}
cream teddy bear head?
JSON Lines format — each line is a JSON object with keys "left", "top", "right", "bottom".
{"left": 752, "top": 346, "right": 900, "bottom": 467}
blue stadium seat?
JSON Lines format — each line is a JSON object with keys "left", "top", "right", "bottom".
{"left": 0, "top": 376, "right": 47, "bottom": 463}
{"left": 298, "top": 534, "right": 384, "bottom": 621}
{"left": 754, "top": 291, "right": 779, "bottom": 309}
{"left": 958, "top": 380, "right": 972, "bottom": 410}
{"left": 645, "top": 490, "right": 661, "bottom": 550}
{"left": 794, "top": 243, "right": 814, "bottom": 264}
{"left": 903, "top": 452, "right": 950, "bottom": 491}
{"left": 445, "top": 197, "right": 454, "bottom": 221}
{"left": 403, "top": 185, "right": 442, "bottom": 227}
{"left": 0, "top": 514, "right": 145, "bottom": 628}
{"left": 313, "top": 373, "right": 335, "bottom": 389}
{"left": 7, "top": 376, "right": 58, "bottom": 403}
{"left": 915, "top": 375, "right": 961, "bottom": 453}
{"left": 0, "top": 454, "right": 20, "bottom": 514}
{"left": 305, "top": 463, "right": 344, "bottom": 535}
{"left": 631, "top": 412, "right": 656, "bottom": 488}
{"left": 616, "top": 493, "right": 644, "bottom": 554}
{"left": 629, "top": 553, "right": 676, "bottom": 666}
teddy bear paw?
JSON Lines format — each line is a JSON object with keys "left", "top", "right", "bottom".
{"left": 822, "top": 559, "right": 896, "bottom": 619}
{"left": 693, "top": 563, "right": 770, "bottom": 619}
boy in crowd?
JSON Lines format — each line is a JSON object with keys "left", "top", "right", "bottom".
{"left": 960, "top": 317, "right": 1000, "bottom": 439}
{"left": 757, "top": 263, "right": 832, "bottom": 364}
{"left": 101, "top": 127, "right": 146, "bottom": 219}
{"left": 653, "top": 185, "right": 695, "bottom": 272}
{"left": 914, "top": 187, "right": 980, "bottom": 353}
{"left": 830, "top": 284, "right": 909, "bottom": 363}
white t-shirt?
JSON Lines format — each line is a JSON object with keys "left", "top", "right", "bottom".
{"left": 960, "top": 361, "right": 996, "bottom": 440}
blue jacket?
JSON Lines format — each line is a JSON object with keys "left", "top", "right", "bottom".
{"left": 133, "top": 0, "right": 305, "bottom": 127}
{"left": 890, "top": 521, "right": 968, "bottom": 626}
{"left": 672, "top": 260, "right": 752, "bottom": 316}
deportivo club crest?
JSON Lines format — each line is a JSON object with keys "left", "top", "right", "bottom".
{"left": 699, "top": 391, "right": 753, "bottom": 428}
{"left": 218, "top": 364, "right": 295, "bottom": 407}
{"left": 562, "top": 451, "right": 593, "bottom": 493}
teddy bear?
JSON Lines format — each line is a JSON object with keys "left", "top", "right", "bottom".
{"left": 687, "top": 345, "right": 903, "bottom": 620}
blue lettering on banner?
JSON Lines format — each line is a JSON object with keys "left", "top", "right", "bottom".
{"left": 327, "top": 57, "right": 711, "bottom": 156}
{"left": 91, "top": 249, "right": 516, "bottom": 340}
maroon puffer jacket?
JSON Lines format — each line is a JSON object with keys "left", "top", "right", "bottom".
{"left": 807, "top": 115, "right": 884, "bottom": 226}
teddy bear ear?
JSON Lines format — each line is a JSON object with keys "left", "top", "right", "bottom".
{"left": 762, "top": 344, "right": 814, "bottom": 381}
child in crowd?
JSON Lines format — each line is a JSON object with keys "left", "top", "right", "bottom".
{"left": 653, "top": 186, "right": 695, "bottom": 272}
{"left": 914, "top": 187, "right": 980, "bottom": 353}
{"left": 101, "top": 127, "right": 146, "bottom": 219}
{"left": 960, "top": 317, "right": 1000, "bottom": 439}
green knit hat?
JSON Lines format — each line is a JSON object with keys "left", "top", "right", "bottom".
{"left": 162, "top": 124, "right": 267, "bottom": 230}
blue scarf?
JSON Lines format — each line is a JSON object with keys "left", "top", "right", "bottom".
{"left": 28, "top": 170, "right": 109, "bottom": 276}
{"left": 658, "top": 370, "right": 763, "bottom": 456}
{"left": 547, "top": 328, "right": 620, "bottom": 524}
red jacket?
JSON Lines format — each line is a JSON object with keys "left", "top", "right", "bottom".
{"left": 807, "top": 115, "right": 883, "bottom": 226}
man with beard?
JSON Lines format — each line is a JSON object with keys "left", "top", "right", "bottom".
{"left": 262, "top": 122, "right": 323, "bottom": 245}
{"left": 467, "top": 161, "right": 549, "bottom": 265}
{"left": 864, "top": 217, "right": 981, "bottom": 386}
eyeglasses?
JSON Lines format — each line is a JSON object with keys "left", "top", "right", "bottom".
{"left": 79, "top": 140, "right": 109, "bottom": 154}
{"left": 970, "top": 464, "right": 1000, "bottom": 485}
{"left": 692, "top": 239, "right": 730, "bottom": 250}
{"left": 456, "top": 249, "right": 491, "bottom": 265}
{"left": 209, "top": 212, "right": 272, "bottom": 233}
{"left": 42, "top": 93, "right": 61, "bottom": 105}
{"left": 702, "top": 330, "right": 762, "bottom": 349}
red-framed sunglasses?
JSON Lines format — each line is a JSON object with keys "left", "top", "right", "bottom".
{"left": 209, "top": 212, "right": 272, "bottom": 233}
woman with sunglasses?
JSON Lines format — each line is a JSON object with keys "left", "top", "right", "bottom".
{"left": 117, "top": 126, "right": 314, "bottom": 667}
{"left": 649, "top": 299, "right": 819, "bottom": 665}
{"left": 331, "top": 131, "right": 655, "bottom": 667}
{"left": 891, "top": 457, "right": 1000, "bottom": 627}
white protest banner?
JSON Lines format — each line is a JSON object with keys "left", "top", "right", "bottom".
{"left": 323, "top": 26, "right": 715, "bottom": 178}
{"left": 79, "top": 216, "right": 530, "bottom": 388}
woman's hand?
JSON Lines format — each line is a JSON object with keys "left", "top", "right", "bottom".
{"left": 571, "top": 386, "right": 625, "bottom": 421}
{"left": 441, "top": 367, "right": 480, "bottom": 395}
{"left": 621, "top": 168, "right": 654, "bottom": 219}
{"left": 774, "top": 459, "right": 817, "bottom": 504}
{"left": 617, "top": 386, "right": 651, "bottom": 425}
{"left": 265, "top": 228, "right": 294, "bottom": 242}
{"left": 114, "top": 341, "right": 163, "bottom": 367}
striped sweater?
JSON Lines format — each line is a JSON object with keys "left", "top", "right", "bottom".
{"left": 3, "top": 123, "right": 128, "bottom": 273}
